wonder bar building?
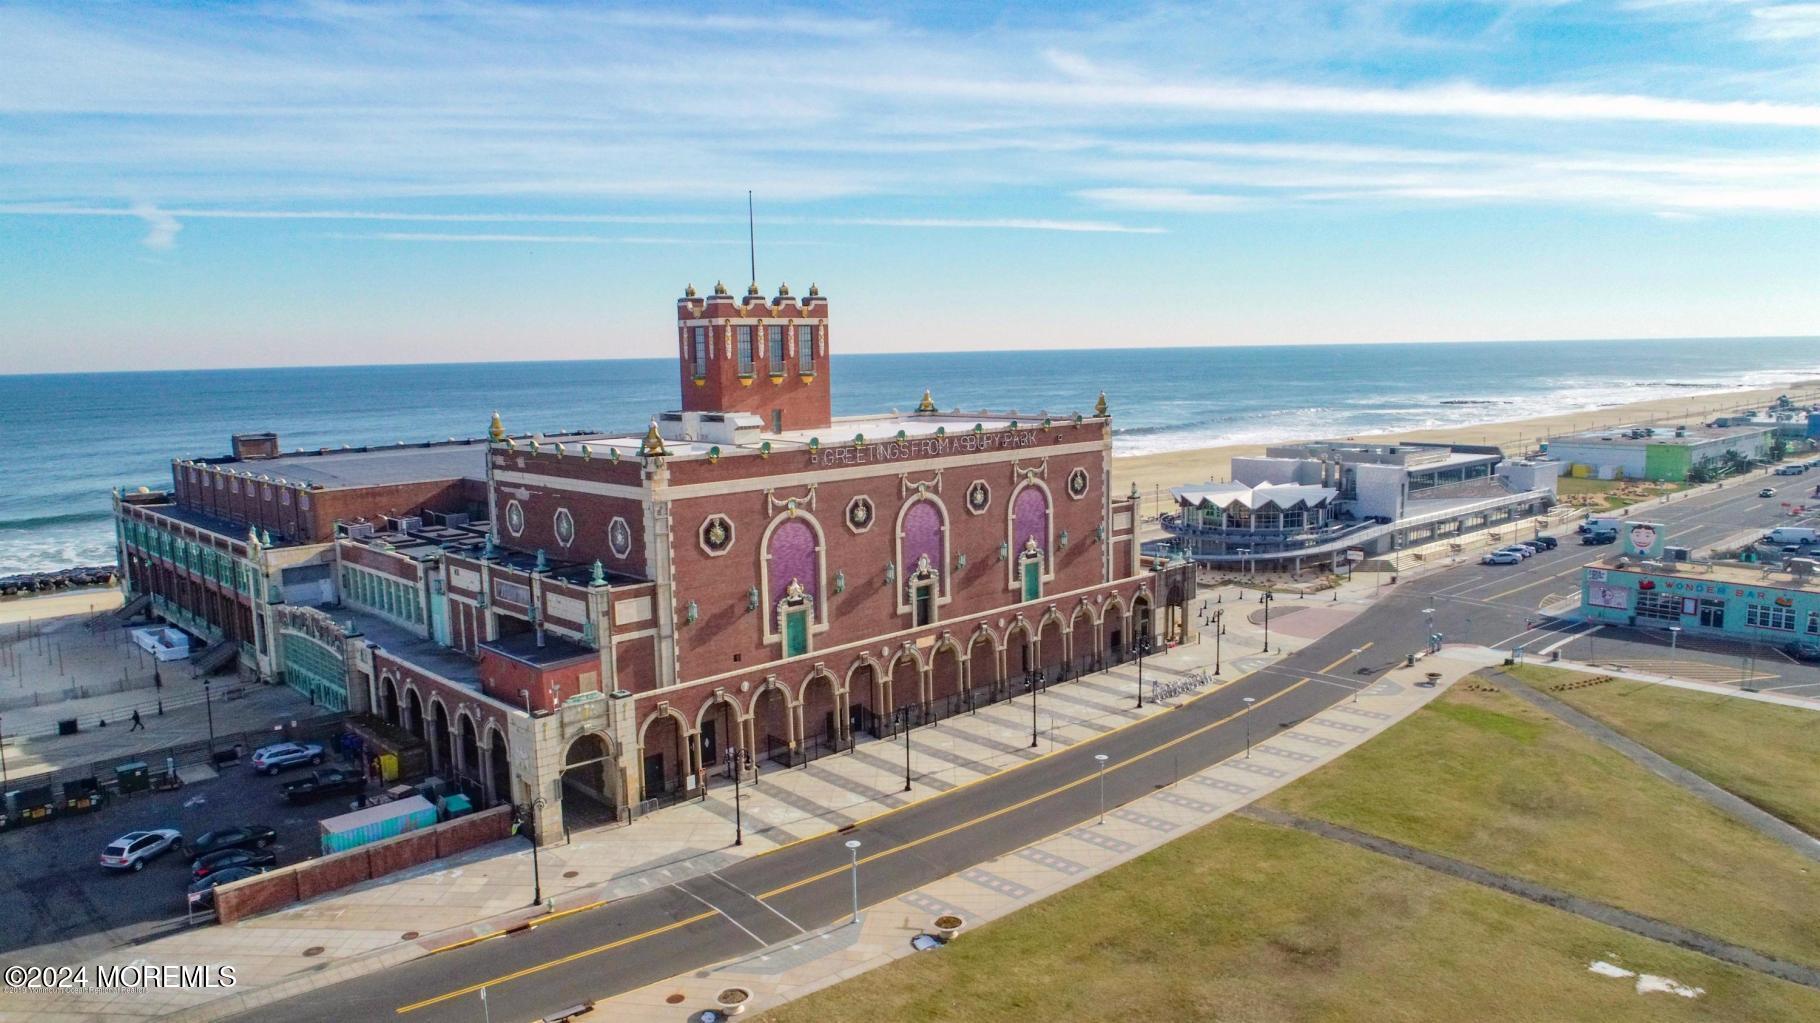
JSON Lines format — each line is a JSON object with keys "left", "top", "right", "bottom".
{"left": 113, "top": 280, "right": 1194, "bottom": 841}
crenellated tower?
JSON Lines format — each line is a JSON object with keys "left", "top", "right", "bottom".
{"left": 675, "top": 280, "right": 832, "bottom": 432}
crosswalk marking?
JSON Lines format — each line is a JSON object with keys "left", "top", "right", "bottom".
{"left": 1595, "top": 658, "right": 1779, "bottom": 686}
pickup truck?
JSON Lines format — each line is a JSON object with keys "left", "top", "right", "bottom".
{"left": 281, "top": 768, "right": 366, "bottom": 804}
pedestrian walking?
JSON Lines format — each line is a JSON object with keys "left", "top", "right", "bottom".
{"left": 130, "top": 709, "right": 145, "bottom": 731}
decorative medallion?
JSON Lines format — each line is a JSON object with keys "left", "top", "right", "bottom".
{"left": 505, "top": 499, "right": 525, "bottom": 538}
{"left": 699, "top": 514, "right": 735, "bottom": 556}
{"left": 608, "top": 516, "right": 632, "bottom": 559}
{"left": 846, "top": 496, "right": 875, "bottom": 533}
{"left": 966, "top": 480, "right": 991, "bottom": 515}
{"left": 1067, "top": 468, "right": 1090, "bottom": 500}
{"left": 553, "top": 508, "right": 576, "bottom": 547}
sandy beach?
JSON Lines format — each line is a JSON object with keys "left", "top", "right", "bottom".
{"left": 1112, "top": 377, "right": 1820, "bottom": 518}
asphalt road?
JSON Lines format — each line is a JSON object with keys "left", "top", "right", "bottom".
{"left": 237, "top": 467, "right": 1820, "bottom": 1023}
{"left": 0, "top": 757, "right": 367, "bottom": 967}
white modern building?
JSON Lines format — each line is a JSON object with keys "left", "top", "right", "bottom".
{"left": 1156, "top": 441, "right": 1560, "bottom": 572}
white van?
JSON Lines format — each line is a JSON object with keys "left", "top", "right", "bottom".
{"left": 1766, "top": 526, "right": 1818, "bottom": 546}
{"left": 1579, "top": 515, "right": 1621, "bottom": 534}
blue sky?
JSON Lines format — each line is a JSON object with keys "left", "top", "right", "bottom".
{"left": 2, "top": 0, "right": 1818, "bottom": 373}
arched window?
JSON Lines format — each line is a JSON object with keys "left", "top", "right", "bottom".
{"left": 763, "top": 514, "right": 823, "bottom": 657}
{"left": 1010, "top": 484, "right": 1050, "bottom": 600}
{"left": 898, "top": 497, "right": 947, "bottom": 626}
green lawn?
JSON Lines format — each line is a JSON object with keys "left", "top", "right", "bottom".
{"left": 1509, "top": 664, "right": 1820, "bottom": 838}
{"left": 761, "top": 817, "right": 1820, "bottom": 1023}
{"left": 1263, "top": 681, "right": 1820, "bottom": 968}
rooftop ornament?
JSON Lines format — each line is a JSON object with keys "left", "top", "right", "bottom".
{"left": 777, "top": 282, "right": 791, "bottom": 297}
{"left": 534, "top": 549, "right": 548, "bottom": 572}
{"left": 684, "top": 283, "right": 698, "bottom": 298}
{"left": 759, "top": 440, "right": 772, "bottom": 459}
{"left": 808, "top": 282, "right": 820, "bottom": 297}
{"left": 713, "top": 280, "right": 730, "bottom": 296}
{"left": 916, "top": 389, "right": 938, "bottom": 414}
{"left": 746, "top": 282, "right": 762, "bottom": 297}
{"left": 640, "top": 421, "right": 668, "bottom": 459}
{"left": 590, "top": 560, "right": 605, "bottom": 585}
{"left": 1094, "top": 392, "right": 1109, "bottom": 418}
{"left": 708, "top": 445, "right": 722, "bottom": 464}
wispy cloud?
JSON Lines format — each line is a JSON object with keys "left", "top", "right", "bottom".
{"left": 130, "top": 201, "right": 180, "bottom": 249}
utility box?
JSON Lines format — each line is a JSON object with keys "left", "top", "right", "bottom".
{"left": 114, "top": 762, "right": 149, "bottom": 794}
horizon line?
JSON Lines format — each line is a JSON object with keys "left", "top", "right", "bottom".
{"left": 5, "top": 333, "right": 1819, "bottom": 380}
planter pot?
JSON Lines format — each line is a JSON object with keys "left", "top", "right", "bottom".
{"left": 932, "top": 913, "right": 965, "bottom": 941}
{"left": 716, "top": 987, "right": 752, "bottom": 1016}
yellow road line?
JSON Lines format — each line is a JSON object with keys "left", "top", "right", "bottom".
{"left": 396, "top": 910, "right": 718, "bottom": 1014}
{"left": 397, "top": 643, "right": 1369, "bottom": 1013}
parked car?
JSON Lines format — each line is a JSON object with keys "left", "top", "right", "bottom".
{"left": 1482, "top": 551, "right": 1522, "bottom": 565}
{"left": 1582, "top": 531, "right": 1618, "bottom": 546}
{"left": 1760, "top": 487, "right": 1777, "bottom": 498}
{"left": 191, "top": 847, "right": 278, "bottom": 880}
{"left": 1515, "top": 540, "right": 1547, "bottom": 553}
{"left": 99, "top": 828, "right": 182, "bottom": 872}
{"left": 186, "top": 865, "right": 269, "bottom": 910}
{"left": 250, "top": 742, "right": 324, "bottom": 775}
{"left": 184, "top": 825, "right": 277, "bottom": 860}
{"left": 1497, "top": 546, "right": 1533, "bottom": 559}
{"left": 1785, "top": 641, "right": 1820, "bottom": 663}
{"left": 281, "top": 768, "right": 365, "bottom": 804}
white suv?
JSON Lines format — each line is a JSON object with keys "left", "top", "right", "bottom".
{"left": 100, "top": 828, "right": 182, "bottom": 872}
{"left": 250, "top": 742, "right": 324, "bottom": 775}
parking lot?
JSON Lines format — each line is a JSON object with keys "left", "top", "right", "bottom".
{"left": 0, "top": 750, "right": 369, "bottom": 967}
{"left": 1415, "top": 465, "right": 1820, "bottom": 698}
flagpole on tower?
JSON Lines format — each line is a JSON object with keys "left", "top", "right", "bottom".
{"left": 748, "top": 190, "right": 757, "bottom": 286}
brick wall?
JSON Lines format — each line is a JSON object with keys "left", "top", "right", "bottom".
{"left": 214, "top": 806, "right": 512, "bottom": 924}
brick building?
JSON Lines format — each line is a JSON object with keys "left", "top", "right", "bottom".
{"left": 113, "top": 282, "right": 1194, "bottom": 841}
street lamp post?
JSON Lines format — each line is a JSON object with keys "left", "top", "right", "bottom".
{"left": 1242, "top": 696, "right": 1257, "bottom": 757}
{"left": 901, "top": 706, "right": 912, "bottom": 793}
{"left": 1211, "top": 609, "right": 1224, "bottom": 674}
{"left": 724, "top": 748, "right": 745, "bottom": 846}
{"left": 1259, "top": 592, "right": 1275, "bottom": 653}
{"left": 203, "top": 679, "right": 215, "bottom": 755}
{"left": 1135, "top": 636, "right": 1147, "bottom": 709}
{"left": 0, "top": 714, "right": 8, "bottom": 791}
{"left": 518, "top": 796, "right": 547, "bottom": 907}
{"left": 1094, "top": 753, "right": 1109, "bottom": 824}
{"left": 1029, "top": 670, "right": 1042, "bottom": 749}
{"left": 845, "top": 839, "right": 862, "bottom": 924}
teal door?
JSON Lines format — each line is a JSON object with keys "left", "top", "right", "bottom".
{"left": 784, "top": 608, "right": 809, "bottom": 657}
{"left": 1021, "top": 559, "right": 1041, "bottom": 602}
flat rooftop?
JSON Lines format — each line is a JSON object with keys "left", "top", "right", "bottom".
{"left": 526, "top": 408, "right": 1083, "bottom": 461}
{"left": 1594, "top": 555, "right": 1820, "bottom": 591}
{"left": 1551, "top": 423, "right": 1774, "bottom": 447}
{"left": 197, "top": 440, "right": 490, "bottom": 489}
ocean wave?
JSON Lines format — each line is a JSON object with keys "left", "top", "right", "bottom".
{"left": 0, "top": 509, "right": 115, "bottom": 532}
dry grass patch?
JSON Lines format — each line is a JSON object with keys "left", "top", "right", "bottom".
{"left": 1510, "top": 663, "right": 1820, "bottom": 839}
{"left": 761, "top": 818, "right": 1820, "bottom": 1023}
{"left": 1264, "top": 679, "right": 1820, "bottom": 967}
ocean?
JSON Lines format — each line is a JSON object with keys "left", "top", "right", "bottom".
{"left": 3, "top": 336, "right": 1818, "bottom": 576}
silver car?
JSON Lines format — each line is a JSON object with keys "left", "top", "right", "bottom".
{"left": 250, "top": 741, "right": 324, "bottom": 775}
{"left": 100, "top": 828, "right": 183, "bottom": 872}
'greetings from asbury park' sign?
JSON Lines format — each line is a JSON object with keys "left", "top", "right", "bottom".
{"left": 809, "top": 429, "right": 1040, "bottom": 468}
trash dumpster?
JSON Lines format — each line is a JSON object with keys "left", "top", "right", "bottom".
{"left": 437, "top": 793, "right": 473, "bottom": 821}
{"left": 63, "top": 777, "right": 104, "bottom": 814}
{"left": 114, "top": 761, "right": 150, "bottom": 794}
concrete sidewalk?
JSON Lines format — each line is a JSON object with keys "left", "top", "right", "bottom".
{"left": 598, "top": 649, "right": 1492, "bottom": 1022}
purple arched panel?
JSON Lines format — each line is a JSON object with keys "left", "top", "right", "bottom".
{"left": 767, "top": 518, "right": 818, "bottom": 608}
{"left": 901, "top": 499, "right": 945, "bottom": 582}
{"left": 1013, "top": 486, "right": 1048, "bottom": 556}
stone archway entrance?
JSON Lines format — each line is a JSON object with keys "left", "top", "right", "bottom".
{"left": 457, "top": 715, "right": 481, "bottom": 797}
{"left": 381, "top": 679, "right": 399, "bottom": 727}
{"left": 754, "top": 684, "right": 796, "bottom": 766}
{"left": 430, "top": 702, "right": 451, "bottom": 777}
{"left": 487, "top": 729, "right": 510, "bottom": 809}
{"left": 1071, "top": 609, "right": 1096, "bottom": 675}
{"left": 640, "top": 713, "right": 689, "bottom": 801}
{"left": 849, "top": 662, "right": 880, "bottom": 737}
{"left": 562, "top": 732, "right": 619, "bottom": 829}
{"left": 968, "top": 634, "right": 999, "bottom": 702}
{"left": 887, "top": 652, "right": 922, "bottom": 728}
{"left": 1037, "top": 615, "right": 1066, "bottom": 679}
{"left": 802, "top": 672, "right": 841, "bottom": 756}
{"left": 929, "top": 641, "right": 963, "bottom": 716}
{"left": 405, "top": 689, "right": 424, "bottom": 739}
